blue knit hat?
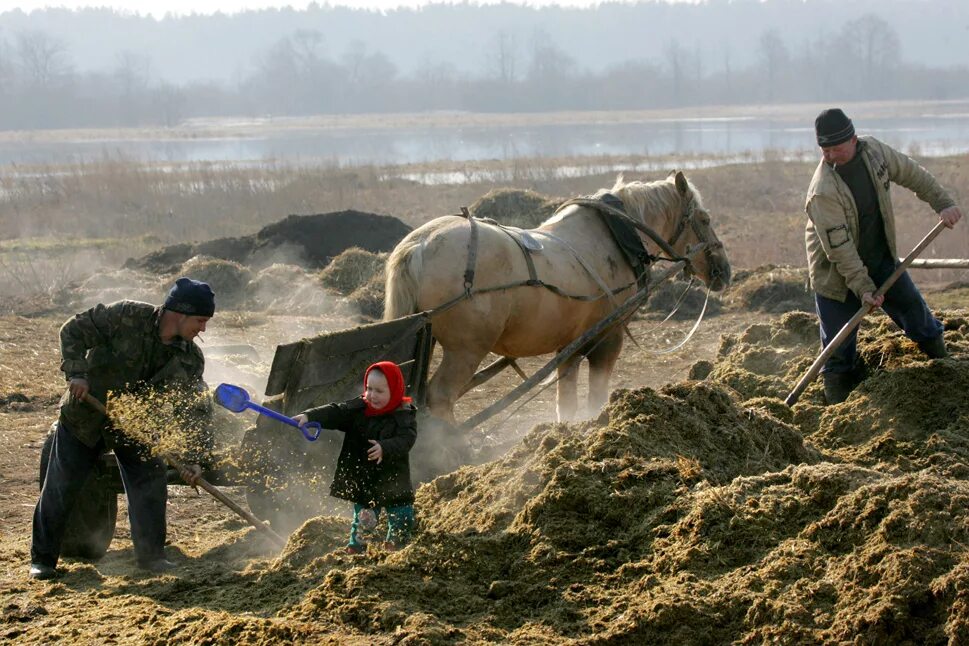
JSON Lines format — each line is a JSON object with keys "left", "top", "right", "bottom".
{"left": 164, "top": 277, "right": 215, "bottom": 317}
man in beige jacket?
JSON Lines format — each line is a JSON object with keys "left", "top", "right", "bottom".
{"left": 805, "top": 108, "right": 963, "bottom": 404}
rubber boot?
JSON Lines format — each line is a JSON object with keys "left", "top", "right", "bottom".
{"left": 850, "top": 357, "right": 868, "bottom": 388}
{"left": 917, "top": 335, "right": 948, "bottom": 359}
{"left": 822, "top": 371, "right": 855, "bottom": 405}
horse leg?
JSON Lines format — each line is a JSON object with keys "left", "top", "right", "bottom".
{"left": 587, "top": 331, "right": 623, "bottom": 417}
{"left": 556, "top": 355, "right": 583, "bottom": 422}
{"left": 427, "top": 346, "right": 490, "bottom": 425}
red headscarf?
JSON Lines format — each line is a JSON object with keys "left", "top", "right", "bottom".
{"left": 363, "top": 361, "right": 412, "bottom": 417}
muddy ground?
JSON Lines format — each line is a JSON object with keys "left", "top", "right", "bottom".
{"left": 2, "top": 209, "right": 968, "bottom": 643}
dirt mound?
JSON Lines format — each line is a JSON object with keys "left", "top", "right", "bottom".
{"left": 723, "top": 264, "right": 812, "bottom": 313}
{"left": 469, "top": 188, "right": 562, "bottom": 228}
{"left": 126, "top": 210, "right": 411, "bottom": 274}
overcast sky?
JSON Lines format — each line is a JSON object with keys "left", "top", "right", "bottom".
{"left": 2, "top": 0, "right": 687, "bottom": 18}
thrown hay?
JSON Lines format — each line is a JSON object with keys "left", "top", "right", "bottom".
{"left": 105, "top": 387, "right": 213, "bottom": 464}
{"left": 469, "top": 188, "right": 562, "bottom": 229}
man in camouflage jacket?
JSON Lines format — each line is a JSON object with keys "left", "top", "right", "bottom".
{"left": 30, "top": 277, "right": 215, "bottom": 580}
{"left": 805, "top": 108, "right": 963, "bottom": 404}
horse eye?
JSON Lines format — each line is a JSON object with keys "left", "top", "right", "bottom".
{"left": 697, "top": 211, "right": 711, "bottom": 226}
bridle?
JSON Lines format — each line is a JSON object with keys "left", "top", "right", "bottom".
{"left": 661, "top": 196, "right": 725, "bottom": 279}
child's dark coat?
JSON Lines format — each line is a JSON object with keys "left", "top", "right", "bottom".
{"left": 304, "top": 397, "right": 417, "bottom": 507}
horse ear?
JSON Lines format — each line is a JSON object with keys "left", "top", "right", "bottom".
{"left": 674, "top": 170, "right": 689, "bottom": 196}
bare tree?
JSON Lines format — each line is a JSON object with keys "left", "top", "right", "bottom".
{"left": 527, "top": 29, "right": 574, "bottom": 83}
{"left": 15, "top": 30, "right": 72, "bottom": 90}
{"left": 844, "top": 14, "right": 901, "bottom": 98}
{"left": 486, "top": 30, "right": 519, "bottom": 84}
{"left": 759, "top": 29, "right": 789, "bottom": 103}
{"left": 114, "top": 50, "right": 152, "bottom": 125}
{"left": 664, "top": 41, "right": 687, "bottom": 106}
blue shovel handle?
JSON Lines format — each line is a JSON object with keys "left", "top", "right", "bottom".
{"left": 245, "top": 402, "right": 322, "bottom": 441}
{"left": 215, "top": 383, "right": 321, "bottom": 441}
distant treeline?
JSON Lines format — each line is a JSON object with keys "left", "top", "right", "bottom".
{"left": 0, "top": 8, "right": 967, "bottom": 130}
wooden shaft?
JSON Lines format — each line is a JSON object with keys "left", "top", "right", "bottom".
{"left": 785, "top": 220, "right": 947, "bottom": 406}
{"left": 907, "top": 258, "right": 969, "bottom": 269}
{"left": 459, "top": 356, "right": 516, "bottom": 397}
{"left": 82, "top": 393, "right": 287, "bottom": 548}
{"left": 459, "top": 259, "right": 688, "bottom": 431}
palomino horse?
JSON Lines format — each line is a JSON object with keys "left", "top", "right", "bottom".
{"left": 384, "top": 171, "right": 731, "bottom": 424}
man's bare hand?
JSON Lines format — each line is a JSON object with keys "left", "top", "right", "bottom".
{"left": 68, "top": 377, "right": 90, "bottom": 402}
{"left": 179, "top": 463, "right": 203, "bottom": 487}
{"left": 862, "top": 292, "right": 884, "bottom": 308}
{"left": 940, "top": 205, "right": 963, "bottom": 229}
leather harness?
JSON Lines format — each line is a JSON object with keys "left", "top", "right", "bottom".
{"left": 434, "top": 193, "right": 713, "bottom": 316}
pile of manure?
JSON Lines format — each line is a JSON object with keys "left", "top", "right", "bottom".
{"left": 126, "top": 210, "right": 410, "bottom": 273}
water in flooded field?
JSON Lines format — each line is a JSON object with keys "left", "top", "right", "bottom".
{"left": 2, "top": 106, "right": 968, "bottom": 173}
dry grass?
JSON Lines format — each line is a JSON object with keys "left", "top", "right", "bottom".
{"left": 3, "top": 150, "right": 969, "bottom": 302}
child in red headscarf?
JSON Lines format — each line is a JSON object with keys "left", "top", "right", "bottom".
{"left": 293, "top": 361, "right": 417, "bottom": 553}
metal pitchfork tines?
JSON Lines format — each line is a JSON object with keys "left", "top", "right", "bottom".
{"left": 215, "top": 383, "right": 322, "bottom": 441}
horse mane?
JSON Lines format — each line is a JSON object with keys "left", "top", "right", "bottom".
{"left": 542, "top": 172, "right": 702, "bottom": 227}
{"left": 602, "top": 173, "right": 704, "bottom": 220}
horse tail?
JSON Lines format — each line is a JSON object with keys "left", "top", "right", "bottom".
{"left": 384, "top": 234, "right": 424, "bottom": 321}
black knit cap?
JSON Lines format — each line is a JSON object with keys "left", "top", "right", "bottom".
{"left": 164, "top": 277, "right": 215, "bottom": 317}
{"left": 815, "top": 108, "right": 855, "bottom": 147}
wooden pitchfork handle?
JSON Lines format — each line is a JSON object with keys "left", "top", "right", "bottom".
{"left": 82, "top": 393, "right": 287, "bottom": 549}
{"left": 785, "top": 220, "right": 947, "bottom": 406}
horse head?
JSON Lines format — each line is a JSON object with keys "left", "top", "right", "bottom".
{"left": 614, "top": 171, "right": 731, "bottom": 291}
{"left": 667, "top": 170, "right": 731, "bottom": 290}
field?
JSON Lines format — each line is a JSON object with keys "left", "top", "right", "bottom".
{"left": 1, "top": 138, "right": 969, "bottom": 643}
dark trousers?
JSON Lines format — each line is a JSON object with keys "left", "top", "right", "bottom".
{"left": 31, "top": 421, "right": 168, "bottom": 567}
{"left": 815, "top": 259, "right": 942, "bottom": 374}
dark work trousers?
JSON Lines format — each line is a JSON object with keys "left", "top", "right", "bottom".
{"left": 815, "top": 258, "right": 943, "bottom": 374}
{"left": 31, "top": 421, "right": 168, "bottom": 567}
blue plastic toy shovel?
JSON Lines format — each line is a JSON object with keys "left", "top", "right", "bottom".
{"left": 215, "top": 383, "right": 321, "bottom": 441}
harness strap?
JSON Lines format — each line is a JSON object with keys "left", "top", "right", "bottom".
{"left": 461, "top": 206, "right": 478, "bottom": 296}
{"left": 495, "top": 225, "right": 540, "bottom": 285}
{"left": 556, "top": 197, "right": 689, "bottom": 266}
